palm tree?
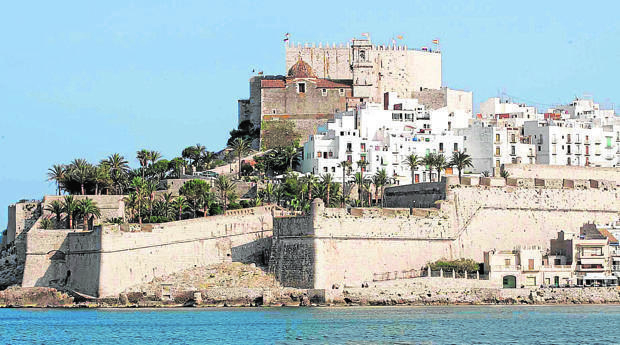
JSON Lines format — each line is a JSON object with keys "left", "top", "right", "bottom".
{"left": 403, "top": 154, "right": 421, "bottom": 184}
{"left": 215, "top": 175, "right": 236, "bottom": 212}
{"left": 93, "top": 164, "right": 110, "bottom": 195}
{"left": 353, "top": 172, "right": 365, "bottom": 206}
{"left": 47, "top": 164, "right": 66, "bottom": 195}
{"left": 161, "top": 192, "right": 176, "bottom": 220}
{"left": 171, "top": 196, "right": 189, "bottom": 220}
{"left": 422, "top": 153, "right": 436, "bottom": 182}
{"left": 356, "top": 160, "right": 369, "bottom": 204}
{"left": 71, "top": 162, "right": 93, "bottom": 195}
{"left": 230, "top": 138, "right": 251, "bottom": 179}
{"left": 263, "top": 182, "right": 275, "bottom": 204}
{"left": 148, "top": 150, "right": 162, "bottom": 166}
{"left": 338, "top": 160, "right": 352, "bottom": 207}
{"left": 136, "top": 149, "right": 150, "bottom": 179}
{"left": 372, "top": 169, "right": 388, "bottom": 207}
{"left": 123, "top": 192, "right": 139, "bottom": 222}
{"left": 450, "top": 151, "right": 473, "bottom": 183}
{"left": 320, "top": 173, "right": 334, "bottom": 206}
{"left": 282, "top": 146, "right": 298, "bottom": 170}
{"left": 107, "top": 153, "right": 130, "bottom": 194}
{"left": 130, "top": 177, "right": 146, "bottom": 224}
{"left": 434, "top": 154, "right": 449, "bottom": 182}
{"left": 45, "top": 200, "right": 64, "bottom": 228}
{"left": 61, "top": 195, "right": 79, "bottom": 229}
{"left": 77, "top": 198, "right": 101, "bottom": 230}
{"left": 300, "top": 174, "right": 318, "bottom": 201}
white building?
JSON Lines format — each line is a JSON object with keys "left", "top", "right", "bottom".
{"left": 302, "top": 94, "right": 470, "bottom": 183}
{"left": 455, "top": 122, "right": 535, "bottom": 174}
{"left": 523, "top": 120, "right": 619, "bottom": 167}
{"left": 549, "top": 97, "right": 617, "bottom": 125}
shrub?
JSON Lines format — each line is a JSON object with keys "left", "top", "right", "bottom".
{"left": 428, "top": 258, "right": 479, "bottom": 273}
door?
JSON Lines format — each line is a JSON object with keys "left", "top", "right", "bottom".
{"left": 502, "top": 275, "right": 516, "bottom": 288}
{"left": 554, "top": 276, "right": 560, "bottom": 287}
{"left": 414, "top": 174, "right": 420, "bottom": 183}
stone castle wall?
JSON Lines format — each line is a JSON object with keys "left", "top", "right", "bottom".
{"left": 504, "top": 164, "right": 620, "bottom": 185}
{"left": 270, "top": 180, "right": 619, "bottom": 290}
{"left": 21, "top": 206, "right": 277, "bottom": 297}
{"left": 285, "top": 43, "right": 442, "bottom": 102}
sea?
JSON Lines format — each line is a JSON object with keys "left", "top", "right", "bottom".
{"left": 0, "top": 305, "right": 618, "bottom": 344}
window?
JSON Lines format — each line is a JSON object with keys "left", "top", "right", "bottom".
{"left": 511, "top": 146, "right": 516, "bottom": 155}
{"left": 339, "top": 88, "right": 345, "bottom": 96}
{"left": 495, "top": 147, "right": 500, "bottom": 156}
{"left": 331, "top": 167, "right": 336, "bottom": 172}
{"left": 323, "top": 167, "right": 327, "bottom": 172}
{"left": 321, "top": 88, "right": 327, "bottom": 96}
{"left": 538, "top": 146, "right": 541, "bottom": 151}
{"left": 297, "top": 82, "right": 306, "bottom": 93}
{"left": 439, "top": 143, "right": 444, "bottom": 152}
{"left": 495, "top": 134, "right": 500, "bottom": 142}
{"left": 317, "top": 152, "right": 322, "bottom": 158}
{"left": 454, "top": 143, "right": 458, "bottom": 152}
{"left": 504, "top": 259, "right": 511, "bottom": 266}
{"left": 526, "top": 276, "right": 536, "bottom": 286}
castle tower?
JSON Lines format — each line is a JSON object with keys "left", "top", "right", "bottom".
{"left": 351, "top": 38, "right": 374, "bottom": 100}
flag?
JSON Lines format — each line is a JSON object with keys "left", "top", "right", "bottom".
{"left": 397, "top": 35, "right": 403, "bottom": 40}
{"left": 361, "top": 32, "right": 369, "bottom": 38}
{"left": 283, "top": 32, "right": 290, "bottom": 42}
{"left": 432, "top": 39, "right": 439, "bottom": 44}
{"left": 421, "top": 46, "right": 428, "bottom": 51}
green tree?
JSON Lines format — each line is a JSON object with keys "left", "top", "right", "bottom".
{"left": 337, "top": 160, "right": 352, "bottom": 207}
{"left": 422, "top": 153, "right": 436, "bottom": 182}
{"left": 320, "top": 173, "right": 333, "bottom": 206}
{"left": 70, "top": 159, "right": 93, "bottom": 195}
{"left": 180, "top": 179, "right": 212, "bottom": 218}
{"left": 403, "top": 154, "right": 421, "bottom": 184}
{"left": 230, "top": 137, "right": 251, "bottom": 179}
{"left": 77, "top": 198, "right": 101, "bottom": 230}
{"left": 136, "top": 149, "right": 150, "bottom": 179}
{"left": 263, "top": 182, "right": 275, "bottom": 204}
{"left": 47, "top": 164, "right": 66, "bottom": 195}
{"left": 45, "top": 200, "right": 64, "bottom": 228}
{"left": 130, "top": 177, "right": 147, "bottom": 224}
{"left": 61, "top": 195, "right": 79, "bottom": 229}
{"left": 215, "top": 175, "right": 236, "bottom": 212}
{"left": 300, "top": 174, "right": 318, "bottom": 201}
{"left": 356, "top": 160, "right": 369, "bottom": 204}
{"left": 171, "top": 196, "right": 189, "bottom": 220}
{"left": 450, "top": 151, "right": 473, "bottom": 183}
{"left": 434, "top": 154, "right": 449, "bottom": 182}
{"left": 372, "top": 169, "right": 388, "bottom": 207}
{"left": 106, "top": 153, "right": 130, "bottom": 194}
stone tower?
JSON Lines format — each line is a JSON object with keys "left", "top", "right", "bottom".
{"left": 351, "top": 38, "right": 374, "bottom": 100}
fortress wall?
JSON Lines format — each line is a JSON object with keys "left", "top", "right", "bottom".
{"left": 504, "top": 164, "right": 620, "bottom": 185}
{"left": 314, "top": 239, "right": 451, "bottom": 289}
{"left": 454, "top": 208, "right": 618, "bottom": 262}
{"left": 21, "top": 229, "right": 72, "bottom": 288}
{"left": 42, "top": 195, "right": 125, "bottom": 223}
{"left": 286, "top": 46, "right": 351, "bottom": 79}
{"left": 94, "top": 208, "right": 274, "bottom": 297}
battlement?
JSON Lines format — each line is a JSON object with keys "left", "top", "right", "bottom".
{"left": 285, "top": 42, "right": 441, "bottom": 53}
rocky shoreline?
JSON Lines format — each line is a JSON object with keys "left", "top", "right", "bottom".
{"left": 1, "top": 285, "right": 619, "bottom": 308}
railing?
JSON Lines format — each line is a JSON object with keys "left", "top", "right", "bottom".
{"left": 585, "top": 139, "right": 590, "bottom": 145}
{"left": 419, "top": 268, "right": 488, "bottom": 280}
{"left": 543, "top": 265, "right": 572, "bottom": 270}
{"left": 373, "top": 269, "right": 420, "bottom": 282}
{"left": 578, "top": 252, "right": 604, "bottom": 258}
{"left": 576, "top": 265, "right": 605, "bottom": 271}
{"left": 612, "top": 265, "right": 620, "bottom": 271}
{"left": 491, "top": 265, "right": 521, "bottom": 271}
{"left": 551, "top": 138, "right": 557, "bottom": 144}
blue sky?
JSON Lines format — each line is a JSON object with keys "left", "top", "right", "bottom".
{"left": 0, "top": 1, "right": 618, "bottom": 228}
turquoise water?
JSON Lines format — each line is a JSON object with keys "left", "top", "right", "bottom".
{"left": 1, "top": 305, "right": 618, "bottom": 344}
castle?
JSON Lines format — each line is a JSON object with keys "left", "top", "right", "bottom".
{"left": 0, "top": 165, "right": 618, "bottom": 297}
{"left": 238, "top": 37, "right": 471, "bottom": 148}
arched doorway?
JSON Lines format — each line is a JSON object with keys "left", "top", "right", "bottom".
{"left": 502, "top": 275, "right": 516, "bottom": 288}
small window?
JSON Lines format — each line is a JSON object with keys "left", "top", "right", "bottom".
{"left": 495, "top": 134, "right": 500, "bottom": 142}
{"left": 298, "top": 82, "right": 306, "bottom": 93}
{"left": 272, "top": 109, "right": 276, "bottom": 114}
{"left": 331, "top": 167, "right": 335, "bottom": 172}
{"left": 321, "top": 88, "right": 327, "bottom": 96}
{"left": 317, "top": 152, "right": 322, "bottom": 158}
{"left": 323, "top": 167, "right": 328, "bottom": 172}
{"left": 339, "top": 88, "right": 345, "bottom": 96}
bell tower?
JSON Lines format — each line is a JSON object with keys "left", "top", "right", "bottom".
{"left": 351, "top": 38, "right": 373, "bottom": 100}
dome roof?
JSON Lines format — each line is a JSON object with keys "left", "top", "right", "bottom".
{"left": 287, "top": 58, "right": 316, "bottom": 78}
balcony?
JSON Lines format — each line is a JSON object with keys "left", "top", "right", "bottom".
{"left": 491, "top": 265, "right": 521, "bottom": 272}
{"left": 585, "top": 139, "right": 590, "bottom": 145}
{"left": 613, "top": 265, "right": 620, "bottom": 272}
{"left": 575, "top": 137, "right": 582, "bottom": 144}
{"left": 528, "top": 152, "right": 535, "bottom": 157}
{"left": 543, "top": 265, "right": 572, "bottom": 270}
{"left": 576, "top": 265, "right": 605, "bottom": 271}
{"left": 577, "top": 252, "right": 604, "bottom": 259}
{"left": 551, "top": 138, "right": 557, "bottom": 144}
{"left": 604, "top": 154, "right": 614, "bottom": 160}
{"left": 510, "top": 152, "right": 516, "bottom": 156}
{"left": 494, "top": 152, "right": 501, "bottom": 157}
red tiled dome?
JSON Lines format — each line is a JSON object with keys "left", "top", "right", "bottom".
{"left": 287, "top": 58, "right": 316, "bottom": 78}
